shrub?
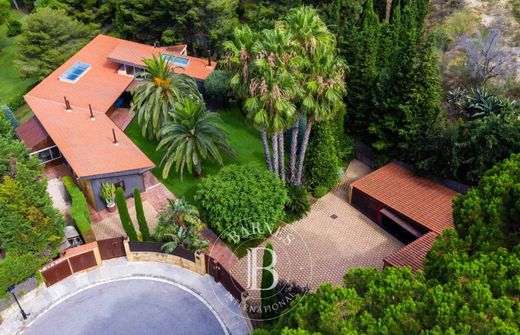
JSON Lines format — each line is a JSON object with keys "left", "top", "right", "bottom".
{"left": 154, "top": 198, "right": 208, "bottom": 252}
{"left": 1, "top": 105, "right": 19, "bottom": 131}
{"left": 133, "top": 187, "right": 150, "bottom": 241}
{"left": 0, "top": 253, "right": 42, "bottom": 299}
{"left": 195, "top": 165, "right": 289, "bottom": 243}
{"left": 313, "top": 186, "right": 328, "bottom": 198}
{"left": 261, "top": 243, "right": 277, "bottom": 321}
{"left": 204, "top": 70, "right": 231, "bottom": 101}
{"left": 7, "top": 94, "right": 25, "bottom": 111}
{"left": 63, "top": 176, "right": 94, "bottom": 242}
{"left": 7, "top": 19, "right": 22, "bottom": 37}
{"left": 304, "top": 120, "right": 340, "bottom": 193}
{"left": 100, "top": 181, "right": 115, "bottom": 206}
{"left": 284, "top": 184, "right": 310, "bottom": 221}
{"left": 115, "top": 187, "right": 137, "bottom": 241}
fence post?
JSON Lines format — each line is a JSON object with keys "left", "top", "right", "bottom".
{"left": 195, "top": 250, "right": 206, "bottom": 275}
{"left": 123, "top": 239, "right": 134, "bottom": 261}
{"left": 93, "top": 243, "right": 102, "bottom": 266}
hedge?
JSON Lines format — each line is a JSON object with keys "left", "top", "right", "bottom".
{"left": 62, "top": 176, "right": 94, "bottom": 242}
{"left": 0, "top": 253, "right": 42, "bottom": 299}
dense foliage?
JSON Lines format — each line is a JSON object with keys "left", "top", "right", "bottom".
{"left": 6, "top": 19, "right": 22, "bottom": 37}
{"left": 0, "top": 114, "right": 63, "bottom": 293}
{"left": 15, "top": 7, "right": 96, "bottom": 80}
{"left": 154, "top": 198, "right": 209, "bottom": 252}
{"left": 0, "top": 0, "right": 9, "bottom": 25}
{"left": 195, "top": 165, "right": 288, "bottom": 243}
{"left": 284, "top": 184, "right": 310, "bottom": 222}
{"left": 304, "top": 120, "right": 340, "bottom": 195}
{"left": 63, "top": 176, "right": 94, "bottom": 242}
{"left": 204, "top": 70, "right": 232, "bottom": 103}
{"left": 133, "top": 188, "right": 150, "bottom": 241}
{"left": 255, "top": 155, "right": 520, "bottom": 334}
{"left": 157, "top": 98, "right": 234, "bottom": 178}
{"left": 115, "top": 187, "right": 137, "bottom": 241}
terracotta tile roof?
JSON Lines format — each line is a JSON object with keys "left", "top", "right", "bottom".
{"left": 24, "top": 35, "right": 159, "bottom": 177}
{"left": 384, "top": 231, "right": 438, "bottom": 272}
{"left": 25, "top": 96, "right": 154, "bottom": 178}
{"left": 106, "top": 40, "right": 216, "bottom": 80}
{"left": 15, "top": 116, "right": 52, "bottom": 150}
{"left": 350, "top": 163, "right": 458, "bottom": 234}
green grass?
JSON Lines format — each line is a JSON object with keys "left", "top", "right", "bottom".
{"left": 125, "top": 105, "right": 266, "bottom": 202}
{"left": 0, "top": 10, "right": 36, "bottom": 105}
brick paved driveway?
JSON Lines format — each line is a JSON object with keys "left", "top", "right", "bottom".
{"left": 230, "top": 160, "right": 403, "bottom": 290}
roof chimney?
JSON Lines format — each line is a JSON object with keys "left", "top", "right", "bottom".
{"left": 112, "top": 128, "right": 119, "bottom": 145}
{"left": 89, "top": 104, "right": 96, "bottom": 120}
{"left": 207, "top": 50, "right": 212, "bottom": 68}
{"left": 64, "top": 96, "right": 72, "bottom": 112}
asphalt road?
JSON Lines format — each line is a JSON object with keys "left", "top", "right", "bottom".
{"left": 23, "top": 279, "right": 226, "bottom": 335}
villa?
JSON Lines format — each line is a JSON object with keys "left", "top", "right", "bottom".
{"left": 15, "top": 34, "right": 216, "bottom": 211}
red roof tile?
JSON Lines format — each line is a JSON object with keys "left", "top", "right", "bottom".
{"left": 351, "top": 163, "right": 458, "bottom": 234}
{"left": 16, "top": 116, "right": 52, "bottom": 151}
{"left": 384, "top": 231, "right": 439, "bottom": 272}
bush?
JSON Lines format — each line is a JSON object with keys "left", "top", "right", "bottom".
{"left": 195, "top": 165, "right": 289, "bottom": 243}
{"left": 63, "top": 176, "right": 94, "bottom": 242}
{"left": 7, "top": 19, "right": 22, "bottom": 37}
{"left": 0, "top": 254, "right": 43, "bottom": 299}
{"left": 304, "top": 120, "right": 340, "bottom": 193}
{"left": 284, "top": 184, "right": 310, "bottom": 221}
{"left": 115, "top": 187, "right": 137, "bottom": 241}
{"left": 204, "top": 70, "right": 231, "bottom": 101}
{"left": 134, "top": 188, "right": 150, "bottom": 241}
{"left": 7, "top": 94, "right": 25, "bottom": 112}
{"left": 1, "top": 105, "right": 19, "bottom": 129}
{"left": 313, "top": 186, "right": 328, "bottom": 198}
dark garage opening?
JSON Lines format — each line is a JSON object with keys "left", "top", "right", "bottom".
{"left": 379, "top": 209, "right": 423, "bottom": 244}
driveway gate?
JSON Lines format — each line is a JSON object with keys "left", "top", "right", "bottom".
{"left": 97, "top": 237, "right": 126, "bottom": 260}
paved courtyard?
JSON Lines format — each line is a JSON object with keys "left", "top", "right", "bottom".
{"left": 230, "top": 160, "right": 403, "bottom": 290}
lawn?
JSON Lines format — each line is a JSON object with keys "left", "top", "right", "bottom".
{"left": 125, "top": 104, "right": 266, "bottom": 202}
{"left": 0, "top": 10, "right": 36, "bottom": 105}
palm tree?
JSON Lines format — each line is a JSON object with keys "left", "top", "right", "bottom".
{"left": 157, "top": 98, "right": 234, "bottom": 179}
{"left": 284, "top": 6, "right": 338, "bottom": 183}
{"left": 131, "top": 54, "right": 202, "bottom": 140}
{"left": 154, "top": 198, "right": 208, "bottom": 253}
{"left": 295, "top": 45, "right": 346, "bottom": 185}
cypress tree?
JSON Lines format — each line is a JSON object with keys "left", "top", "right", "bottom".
{"left": 115, "top": 187, "right": 138, "bottom": 241}
{"left": 261, "top": 243, "right": 278, "bottom": 321}
{"left": 133, "top": 187, "right": 150, "bottom": 241}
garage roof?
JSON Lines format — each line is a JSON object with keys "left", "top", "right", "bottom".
{"left": 384, "top": 231, "right": 438, "bottom": 272}
{"left": 350, "top": 163, "right": 458, "bottom": 234}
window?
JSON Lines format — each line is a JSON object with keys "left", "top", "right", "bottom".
{"left": 161, "top": 53, "right": 190, "bottom": 68}
{"left": 30, "top": 145, "right": 62, "bottom": 164}
{"left": 59, "top": 62, "right": 91, "bottom": 83}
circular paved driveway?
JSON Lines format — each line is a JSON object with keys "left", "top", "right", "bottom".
{"left": 23, "top": 279, "right": 226, "bottom": 335}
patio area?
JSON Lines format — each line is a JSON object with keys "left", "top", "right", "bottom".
{"left": 229, "top": 160, "right": 404, "bottom": 290}
{"left": 90, "top": 172, "right": 174, "bottom": 240}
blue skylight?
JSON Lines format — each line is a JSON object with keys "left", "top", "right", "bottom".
{"left": 161, "top": 53, "right": 190, "bottom": 68}
{"left": 59, "top": 62, "right": 91, "bottom": 83}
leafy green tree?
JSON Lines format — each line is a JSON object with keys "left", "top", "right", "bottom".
{"left": 133, "top": 188, "right": 150, "bottom": 241}
{"left": 131, "top": 55, "right": 202, "bottom": 140}
{"left": 204, "top": 70, "right": 232, "bottom": 103}
{"left": 15, "top": 7, "right": 96, "bottom": 80}
{"left": 0, "top": 0, "right": 10, "bottom": 26}
{"left": 47, "top": 0, "right": 116, "bottom": 27}
{"left": 261, "top": 243, "right": 278, "bottom": 321}
{"left": 115, "top": 187, "right": 137, "bottom": 241}
{"left": 154, "top": 198, "right": 209, "bottom": 252}
{"left": 195, "top": 165, "right": 289, "bottom": 243}
{"left": 157, "top": 98, "right": 234, "bottom": 178}
{"left": 0, "top": 113, "right": 64, "bottom": 292}
{"left": 6, "top": 19, "right": 22, "bottom": 36}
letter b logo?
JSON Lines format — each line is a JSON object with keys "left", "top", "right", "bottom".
{"left": 246, "top": 247, "right": 278, "bottom": 290}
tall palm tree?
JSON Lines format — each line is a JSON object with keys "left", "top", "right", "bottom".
{"left": 284, "top": 6, "right": 338, "bottom": 183}
{"left": 157, "top": 98, "right": 234, "bottom": 179}
{"left": 295, "top": 45, "right": 346, "bottom": 185}
{"left": 132, "top": 54, "right": 202, "bottom": 140}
